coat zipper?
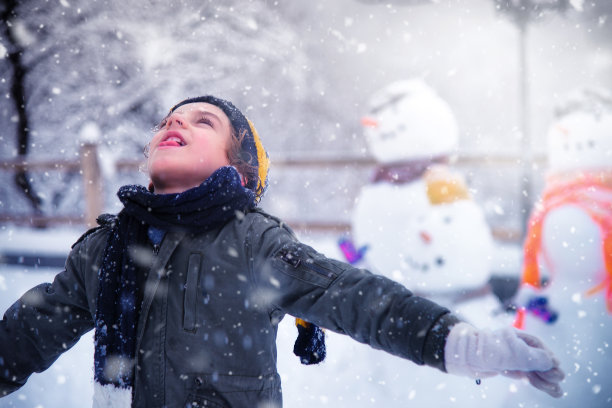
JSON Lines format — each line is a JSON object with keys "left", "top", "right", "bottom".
{"left": 301, "top": 260, "right": 335, "bottom": 279}
{"left": 280, "top": 250, "right": 335, "bottom": 279}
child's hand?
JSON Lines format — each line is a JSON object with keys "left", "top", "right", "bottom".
{"left": 444, "top": 322, "right": 565, "bottom": 398}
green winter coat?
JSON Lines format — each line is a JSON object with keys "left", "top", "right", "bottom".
{"left": 0, "top": 208, "right": 459, "bottom": 407}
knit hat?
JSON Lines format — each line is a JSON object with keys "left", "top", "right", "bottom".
{"left": 170, "top": 96, "right": 270, "bottom": 201}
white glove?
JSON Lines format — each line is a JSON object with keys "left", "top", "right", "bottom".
{"left": 444, "top": 322, "right": 565, "bottom": 398}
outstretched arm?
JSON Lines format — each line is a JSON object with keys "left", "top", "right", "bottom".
{"left": 247, "top": 212, "right": 564, "bottom": 398}
{"left": 0, "top": 239, "right": 96, "bottom": 397}
{"left": 248, "top": 215, "right": 459, "bottom": 370}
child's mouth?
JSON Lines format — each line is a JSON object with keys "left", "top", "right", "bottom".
{"left": 159, "top": 134, "right": 186, "bottom": 148}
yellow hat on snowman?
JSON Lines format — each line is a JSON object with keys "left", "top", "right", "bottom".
{"left": 424, "top": 165, "right": 471, "bottom": 205}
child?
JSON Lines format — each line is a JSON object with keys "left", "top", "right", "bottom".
{"left": 0, "top": 95, "right": 564, "bottom": 407}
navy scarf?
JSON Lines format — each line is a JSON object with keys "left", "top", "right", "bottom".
{"left": 94, "top": 166, "right": 256, "bottom": 390}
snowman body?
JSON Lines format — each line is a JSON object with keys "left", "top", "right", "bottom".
{"left": 354, "top": 181, "right": 491, "bottom": 290}
{"left": 352, "top": 180, "right": 430, "bottom": 281}
{"left": 509, "top": 92, "right": 612, "bottom": 406}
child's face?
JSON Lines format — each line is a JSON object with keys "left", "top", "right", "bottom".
{"left": 147, "top": 102, "right": 232, "bottom": 194}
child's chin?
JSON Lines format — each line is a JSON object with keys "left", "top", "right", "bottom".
{"left": 148, "top": 157, "right": 183, "bottom": 173}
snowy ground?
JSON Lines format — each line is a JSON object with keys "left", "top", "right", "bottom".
{"left": 0, "top": 226, "right": 569, "bottom": 408}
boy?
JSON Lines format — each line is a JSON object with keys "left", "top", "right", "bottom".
{"left": 0, "top": 96, "right": 564, "bottom": 407}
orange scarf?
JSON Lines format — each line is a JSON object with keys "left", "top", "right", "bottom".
{"left": 522, "top": 170, "right": 612, "bottom": 313}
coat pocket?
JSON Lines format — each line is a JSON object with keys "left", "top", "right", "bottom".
{"left": 185, "top": 393, "right": 228, "bottom": 408}
{"left": 183, "top": 253, "right": 202, "bottom": 332}
{"left": 184, "top": 372, "right": 281, "bottom": 408}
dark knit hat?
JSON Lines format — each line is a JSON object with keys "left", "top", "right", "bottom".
{"left": 170, "top": 96, "right": 269, "bottom": 201}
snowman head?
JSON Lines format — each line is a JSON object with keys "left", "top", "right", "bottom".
{"left": 547, "top": 88, "right": 612, "bottom": 173}
{"left": 361, "top": 79, "right": 459, "bottom": 164}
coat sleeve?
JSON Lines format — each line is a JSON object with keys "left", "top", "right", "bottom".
{"left": 0, "top": 231, "right": 100, "bottom": 397}
{"left": 246, "top": 212, "right": 460, "bottom": 372}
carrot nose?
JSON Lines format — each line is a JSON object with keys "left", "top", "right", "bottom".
{"left": 556, "top": 125, "right": 569, "bottom": 136}
{"left": 361, "top": 116, "right": 378, "bottom": 128}
{"left": 419, "top": 231, "right": 432, "bottom": 244}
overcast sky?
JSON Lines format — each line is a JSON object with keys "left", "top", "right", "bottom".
{"left": 282, "top": 0, "right": 612, "bottom": 154}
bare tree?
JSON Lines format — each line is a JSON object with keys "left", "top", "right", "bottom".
{"left": 1, "top": 0, "right": 42, "bottom": 213}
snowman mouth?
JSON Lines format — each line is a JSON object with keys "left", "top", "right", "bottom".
{"left": 404, "top": 255, "right": 445, "bottom": 272}
{"left": 380, "top": 131, "right": 396, "bottom": 140}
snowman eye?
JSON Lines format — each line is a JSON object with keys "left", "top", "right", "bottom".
{"left": 435, "top": 257, "right": 445, "bottom": 267}
{"left": 588, "top": 140, "right": 595, "bottom": 148}
{"left": 443, "top": 216, "right": 452, "bottom": 224}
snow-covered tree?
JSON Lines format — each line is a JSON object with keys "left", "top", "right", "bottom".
{"left": 0, "top": 0, "right": 331, "bottom": 219}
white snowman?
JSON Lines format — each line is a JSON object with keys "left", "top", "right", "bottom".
{"left": 352, "top": 80, "right": 459, "bottom": 286}
{"left": 339, "top": 79, "right": 513, "bottom": 406}
{"left": 507, "top": 89, "right": 612, "bottom": 406}
{"left": 352, "top": 79, "right": 502, "bottom": 324}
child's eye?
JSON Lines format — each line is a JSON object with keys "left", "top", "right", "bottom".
{"left": 198, "top": 117, "right": 213, "bottom": 126}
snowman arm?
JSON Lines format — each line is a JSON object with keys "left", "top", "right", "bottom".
{"left": 418, "top": 275, "right": 521, "bottom": 306}
{"left": 414, "top": 283, "right": 492, "bottom": 305}
{"left": 449, "top": 284, "right": 492, "bottom": 304}
{"left": 444, "top": 322, "right": 565, "bottom": 398}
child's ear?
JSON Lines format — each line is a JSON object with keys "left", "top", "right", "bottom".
{"left": 148, "top": 181, "right": 155, "bottom": 193}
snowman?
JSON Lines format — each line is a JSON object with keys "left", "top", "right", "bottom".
{"left": 334, "top": 79, "right": 514, "bottom": 406}
{"left": 351, "top": 79, "right": 505, "bottom": 326}
{"left": 351, "top": 79, "right": 459, "bottom": 287}
{"left": 507, "top": 89, "right": 612, "bottom": 406}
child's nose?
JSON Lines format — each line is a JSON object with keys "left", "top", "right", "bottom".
{"left": 167, "top": 115, "right": 186, "bottom": 129}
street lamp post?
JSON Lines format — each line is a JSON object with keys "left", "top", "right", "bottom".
{"left": 492, "top": 0, "right": 570, "bottom": 238}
